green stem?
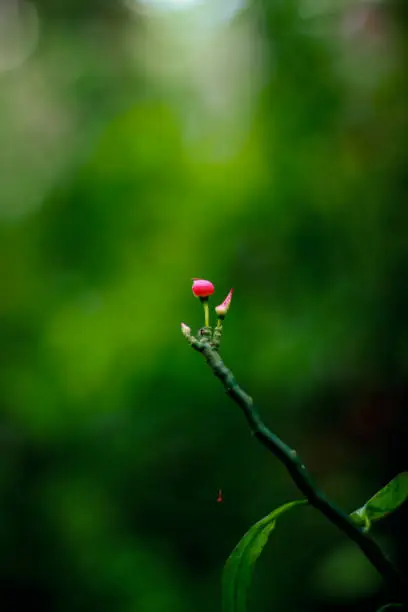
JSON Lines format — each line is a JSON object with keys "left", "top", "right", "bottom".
{"left": 212, "top": 321, "right": 223, "bottom": 351}
{"left": 200, "top": 298, "right": 210, "bottom": 328}
{"left": 185, "top": 335, "right": 404, "bottom": 601}
{"left": 363, "top": 513, "right": 372, "bottom": 534}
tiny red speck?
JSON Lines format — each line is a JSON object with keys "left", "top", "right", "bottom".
{"left": 216, "top": 489, "right": 223, "bottom": 503}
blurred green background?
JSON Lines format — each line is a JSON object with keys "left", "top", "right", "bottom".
{"left": 1, "top": 0, "right": 407, "bottom": 610}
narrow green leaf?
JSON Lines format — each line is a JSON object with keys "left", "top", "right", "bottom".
{"left": 376, "top": 604, "right": 403, "bottom": 611}
{"left": 222, "top": 499, "right": 307, "bottom": 612}
{"left": 350, "top": 472, "right": 408, "bottom": 529}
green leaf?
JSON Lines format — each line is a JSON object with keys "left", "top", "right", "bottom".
{"left": 376, "top": 604, "right": 403, "bottom": 611}
{"left": 222, "top": 499, "right": 307, "bottom": 612}
{"left": 350, "top": 472, "right": 408, "bottom": 530}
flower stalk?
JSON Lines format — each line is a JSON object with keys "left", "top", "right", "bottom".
{"left": 201, "top": 297, "right": 210, "bottom": 328}
{"left": 181, "top": 280, "right": 404, "bottom": 606}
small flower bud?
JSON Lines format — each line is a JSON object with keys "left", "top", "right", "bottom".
{"left": 192, "top": 278, "right": 215, "bottom": 298}
{"left": 215, "top": 288, "right": 233, "bottom": 317}
{"left": 181, "top": 322, "right": 191, "bottom": 337}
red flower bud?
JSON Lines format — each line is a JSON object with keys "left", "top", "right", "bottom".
{"left": 215, "top": 288, "right": 233, "bottom": 317}
{"left": 192, "top": 278, "right": 215, "bottom": 298}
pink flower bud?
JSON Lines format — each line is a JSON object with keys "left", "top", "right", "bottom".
{"left": 192, "top": 278, "right": 215, "bottom": 298}
{"left": 181, "top": 322, "right": 191, "bottom": 337}
{"left": 215, "top": 288, "right": 233, "bottom": 317}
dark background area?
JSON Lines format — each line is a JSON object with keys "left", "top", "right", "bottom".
{"left": 0, "top": 0, "right": 407, "bottom": 610}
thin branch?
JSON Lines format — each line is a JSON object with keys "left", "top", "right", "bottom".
{"left": 186, "top": 333, "right": 403, "bottom": 600}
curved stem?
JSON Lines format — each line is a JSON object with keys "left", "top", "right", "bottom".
{"left": 186, "top": 335, "right": 404, "bottom": 601}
